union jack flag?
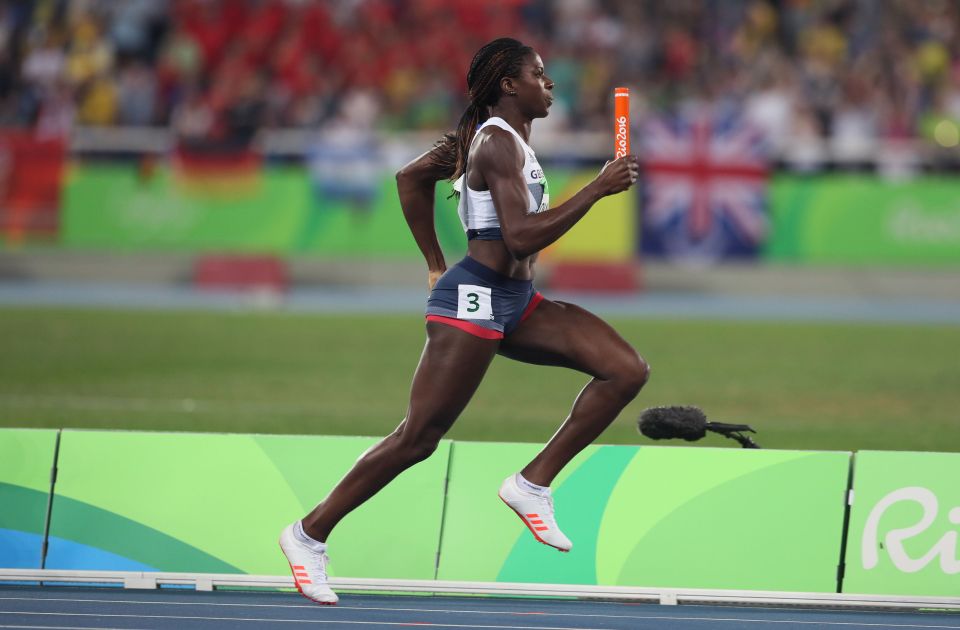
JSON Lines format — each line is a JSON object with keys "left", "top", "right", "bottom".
{"left": 640, "top": 105, "right": 770, "bottom": 261}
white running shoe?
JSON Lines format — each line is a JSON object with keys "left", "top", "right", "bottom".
{"left": 498, "top": 474, "right": 572, "bottom": 552}
{"left": 278, "top": 522, "right": 339, "bottom": 605}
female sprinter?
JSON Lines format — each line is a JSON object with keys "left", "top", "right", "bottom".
{"left": 280, "top": 37, "right": 647, "bottom": 605}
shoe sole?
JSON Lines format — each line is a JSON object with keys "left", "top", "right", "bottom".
{"left": 278, "top": 541, "right": 338, "bottom": 606}
{"left": 498, "top": 492, "right": 570, "bottom": 553}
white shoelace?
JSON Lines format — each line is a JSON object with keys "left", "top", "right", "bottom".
{"left": 528, "top": 490, "right": 557, "bottom": 523}
{"left": 301, "top": 546, "right": 330, "bottom": 580}
{"left": 545, "top": 495, "right": 556, "bottom": 522}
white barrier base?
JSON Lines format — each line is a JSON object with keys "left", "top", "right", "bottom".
{"left": 0, "top": 569, "right": 957, "bottom": 610}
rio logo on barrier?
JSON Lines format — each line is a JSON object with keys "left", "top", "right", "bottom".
{"left": 862, "top": 486, "right": 960, "bottom": 574}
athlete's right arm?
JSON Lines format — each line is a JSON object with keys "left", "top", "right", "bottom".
{"left": 396, "top": 141, "right": 455, "bottom": 289}
{"left": 477, "top": 130, "right": 639, "bottom": 260}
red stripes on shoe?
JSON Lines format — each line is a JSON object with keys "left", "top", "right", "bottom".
{"left": 290, "top": 561, "right": 319, "bottom": 587}
{"left": 280, "top": 543, "right": 338, "bottom": 605}
{"left": 526, "top": 513, "right": 548, "bottom": 530}
{"left": 498, "top": 494, "right": 569, "bottom": 553}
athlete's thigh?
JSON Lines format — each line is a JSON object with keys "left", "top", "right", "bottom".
{"left": 402, "top": 322, "right": 500, "bottom": 436}
{"left": 498, "top": 298, "right": 637, "bottom": 379}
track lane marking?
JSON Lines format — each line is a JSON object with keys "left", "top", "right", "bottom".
{"left": 2, "top": 596, "right": 957, "bottom": 622}
{"left": 1, "top": 610, "right": 959, "bottom": 628}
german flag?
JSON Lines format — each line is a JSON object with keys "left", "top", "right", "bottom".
{"left": 169, "top": 145, "right": 263, "bottom": 200}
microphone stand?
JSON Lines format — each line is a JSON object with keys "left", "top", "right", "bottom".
{"left": 705, "top": 422, "right": 761, "bottom": 449}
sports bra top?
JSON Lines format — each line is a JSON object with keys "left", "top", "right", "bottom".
{"left": 453, "top": 117, "right": 549, "bottom": 240}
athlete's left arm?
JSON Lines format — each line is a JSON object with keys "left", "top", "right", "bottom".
{"left": 396, "top": 138, "right": 455, "bottom": 289}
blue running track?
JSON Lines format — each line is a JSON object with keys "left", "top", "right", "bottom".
{"left": 1, "top": 586, "right": 958, "bottom": 630}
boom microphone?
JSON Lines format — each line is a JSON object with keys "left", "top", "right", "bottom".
{"left": 638, "top": 406, "right": 761, "bottom": 448}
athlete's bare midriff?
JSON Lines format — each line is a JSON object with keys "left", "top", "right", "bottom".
{"left": 464, "top": 124, "right": 539, "bottom": 281}
{"left": 467, "top": 239, "right": 537, "bottom": 281}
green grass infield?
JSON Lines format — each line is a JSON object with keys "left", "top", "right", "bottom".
{"left": 1, "top": 307, "right": 957, "bottom": 453}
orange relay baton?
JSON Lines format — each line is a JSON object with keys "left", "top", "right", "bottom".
{"left": 614, "top": 87, "right": 630, "bottom": 159}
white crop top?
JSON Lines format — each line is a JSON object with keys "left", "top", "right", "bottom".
{"left": 453, "top": 117, "right": 549, "bottom": 236}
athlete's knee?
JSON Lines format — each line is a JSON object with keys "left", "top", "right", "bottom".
{"left": 613, "top": 350, "right": 650, "bottom": 399}
{"left": 390, "top": 423, "right": 444, "bottom": 464}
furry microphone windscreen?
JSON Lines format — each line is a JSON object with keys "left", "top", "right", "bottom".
{"left": 638, "top": 405, "right": 708, "bottom": 441}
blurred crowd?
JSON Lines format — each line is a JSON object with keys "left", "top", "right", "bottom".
{"left": 2, "top": 0, "right": 960, "bottom": 153}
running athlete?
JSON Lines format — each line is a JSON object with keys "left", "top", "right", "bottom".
{"left": 280, "top": 37, "right": 647, "bottom": 605}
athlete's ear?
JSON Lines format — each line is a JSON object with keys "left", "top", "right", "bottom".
{"left": 500, "top": 76, "right": 517, "bottom": 97}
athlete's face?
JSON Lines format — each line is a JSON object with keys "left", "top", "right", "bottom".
{"left": 509, "top": 52, "right": 554, "bottom": 118}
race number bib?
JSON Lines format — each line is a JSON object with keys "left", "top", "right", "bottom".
{"left": 457, "top": 284, "right": 493, "bottom": 320}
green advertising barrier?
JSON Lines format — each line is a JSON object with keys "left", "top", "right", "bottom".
{"left": 59, "top": 163, "right": 613, "bottom": 258}
{"left": 842, "top": 451, "right": 959, "bottom": 597}
{"left": 0, "top": 429, "right": 58, "bottom": 568}
{"left": 768, "top": 174, "right": 960, "bottom": 265}
{"left": 61, "top": 162, "right": 466, "bottom": 255}
{"left": 438, "top": 442, "right": 850, "bottom": 592}
{"left": 45, "top": 430, "right": 449, "bottom": 578}
{"left": 51, "top": 164, "right": 960, "bottom": 267}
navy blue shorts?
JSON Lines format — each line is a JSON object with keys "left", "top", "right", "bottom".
{"left": 425, "top": 256, "right": 544, "bottom": 339}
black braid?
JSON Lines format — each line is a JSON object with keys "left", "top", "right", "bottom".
{"left": 430, "top": 38, "right": 533, "bottom": 182}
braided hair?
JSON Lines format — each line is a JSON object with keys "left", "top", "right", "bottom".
{"left": 431, "top": 38, "right": 534, "bottom": 181}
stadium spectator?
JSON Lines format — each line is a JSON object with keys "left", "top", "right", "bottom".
{"left": 0, "top": 0, "right": 958, "bottom": 162}
{"left": 171, "top": 83, "right": 213, "bottom": 148}
{"left": 116, "top": 59, "right": 158, "bottom": 126}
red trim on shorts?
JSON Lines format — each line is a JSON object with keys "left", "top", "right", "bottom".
{"left": 520, "top": 292, "right": 545, "bottom": 323}
{"left": 426, "top": 315, "right": 504, "bottom": 339}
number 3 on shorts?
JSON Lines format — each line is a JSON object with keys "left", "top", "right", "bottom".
{"left": 457, "top": 284, "right": 493, "bottom": 320}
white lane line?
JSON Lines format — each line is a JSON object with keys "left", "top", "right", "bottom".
{"left": 1, "top": 598, "right": 958, "bottom": 627}
{"left": 0, "top": 597, "right": 314, "bottom": 610}
{"left": 1, "top": 610, "right": 959, "bottom": 629}
{"left": 0, "top": 596, "right": 960, "bottom": 628}
{"left": 0, "top": 596, "right": 954, "bottom": 619}
{"left": 0, "top": 611, "right": 600, "bottom": 629}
